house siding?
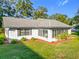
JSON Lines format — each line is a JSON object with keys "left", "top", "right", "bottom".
{"left": 5, "top": 28, "right": 70, "bottom": 42}
{"left": 5, "top": 28, "right": 17, "bottom": 39}
{"left": 68, "top": 29, "right": 71, "bottom": 35}
{"left": 48, "top": 30, "right": 55, "bottom": 42}
{"left": 9, "top": 29, "right": 17, "bottom": 39}
{"left": 32, "top": 29, "right": 38, "bottom": 37}
{"left": 52, "top": 28, "right": 70, "bottom": 37}
{"left": 5, "top": 28, "right": 9, "bottom": 38}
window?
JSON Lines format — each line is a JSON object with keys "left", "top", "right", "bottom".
{"left": 18, "top": 29, "right": 32, "bottom": 36}
{"left": 52, "top": 29, "right": 61, "bottom": 37}
{"left": 20, "top": 29, "right": 26, "bottom": 35}
{"left": 52, "top": 29, "right": 56, "bottom": 37}
{"left": 43, "top": 29, "right": 48, "bottom": 38}
{"left": 26, "top": 29, "right": 31, "bottom": 35}
{"left": 38, "top": 29, "right": 43, "bottom": 36}
{"left": 38, "top": 29, "right": 48, "bottom": 38}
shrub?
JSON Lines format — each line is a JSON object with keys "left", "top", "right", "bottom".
{"left": 0, "top": 28, "right": 4, "bottom": 33}
{"left": 57, "top": 33, "right": 68, "bottom": 40}
{"left": 70, "top": 35, "right": 79, "bottom": 40}
{"left": 72, "top": 32, "right": 79, "bottom": 36}
{"left": 11, "top": 39, "right": 18, "bottom": 44}
{"left": 31, "top": 37, "right": 37, "bottom": 40}
{"left": 21, "top": 37, "right": 28, "bottom": 41}
{"left": 0, "top": 33, "right": 5, "bottom": 44}
{"left": 0, "top": 39, "right": 4, "bottom": 44}
{"left": 0, "top": 33, "right": 5, "bottom": 39}
{"left": 71, "top": 32, "right": 79, "bottom": 40}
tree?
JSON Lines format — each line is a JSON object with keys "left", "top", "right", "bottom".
{"left": 72, "top": 8, "right": 79, "bottom": 25}
{"left": 0, "top": 16, "right": 3, "bottom": 27}
{"left": 49, "top": 13, "right": 69, "bottom": 24}
{"left": 68, "top": 18, "right": 73, "bottom": 25}
{"left": 33, "top": 6, "right": 48, "bottom": 19}
{"left": 0, "top": 0, "right": 16, "bottom": 16}
{"left": 0, "top": 0, "right": 33, "bottom": 28}
{"left": 0, "top": 0, "right": 33, "bottom": 17}
{"left": 72, "top": 16, "right": 79, "bottom": 24}
{"left": 16, "top": 0, "right": 33, "bottom": 18}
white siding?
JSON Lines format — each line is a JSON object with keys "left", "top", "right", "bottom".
{"left": 5, "top": 28, "right": 18, "bottom": 39}
{"left": 5, "top": 28, "right": 57, "bottom": 42}
{"left": 48, "top": 30, "right": 52, "bottom": 39}
{"left": 15, "top": 29, "right": 39, "bottom": 40}
{"left": 48, "top": 29, "right": 57, "bottom": 42}
{"left": 32, "top": 29, "right": 38, "bottom": 37}
{"left": 5, "top": 28, "right": 9, "bottom": 38}
{"left": 68, "top": 29, "right": 71, "bottom": 35}
{"left": 9, "top": 29, "right": 17, "bottom": 39}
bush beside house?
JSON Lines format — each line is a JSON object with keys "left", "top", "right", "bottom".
{"left": 11, "top": 39, "right": 18, "bottom": 44}
{"left": 21, "top": 37, "right": 28, "bottom": 41}
{"left": 56, "top": 33, "right": 69, "bottom": 40}
{"left": 31, "top": 37, "right": 37, "bottom": 41}
{"left": 0, "top": 33, "right": 5, "bottom": 44}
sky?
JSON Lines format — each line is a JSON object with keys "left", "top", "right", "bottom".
{"left": 31, "top": 0, "right": 79, "bottom": 18}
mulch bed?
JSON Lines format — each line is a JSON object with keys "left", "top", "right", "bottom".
{"left": 36, "top": 39, "right": 70, "bottom": 45}
{"left": 48, "top": 40, "right": 66, "bottom": 44}
{"left": 4, "top": 38, "right": 71, "bottom": 45}
{"left": 4, "top": 39, "right": 10, "bottom": 44}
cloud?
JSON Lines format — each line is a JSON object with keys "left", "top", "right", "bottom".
{"left": 58, "top": 0, "right": 69, "bottom": 7}
{"left": 62, "top": 0, "right": 68, "bottom": 5}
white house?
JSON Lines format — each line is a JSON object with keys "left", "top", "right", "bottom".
{"left": 3, "top": 17, "right": 71, "bottom": 42}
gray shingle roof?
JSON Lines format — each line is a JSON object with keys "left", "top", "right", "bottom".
{"left": 3, "top": 17, "right": 71, "bottom": 28}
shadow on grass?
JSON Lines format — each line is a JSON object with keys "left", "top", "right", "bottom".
{"left": 0, "top": 43, "right": 44, "bottom": 59}
{"left": 20, "top": 42, "right": 44, "bottom": 59}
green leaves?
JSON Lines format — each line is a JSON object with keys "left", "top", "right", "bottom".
{"left": 49, "top": 13, "right": 69, "bottom": 25}
{"left": 72, "top": 15, "right": 79, "bottom": 24}
{"left": 16, "top": 0, "right": 33, "bottom": 17}
{"left": 0, "top": 0, "right": 33, "bottom": 17}
{"left": 33, "top": 6, "right": 48, "bottom": 19}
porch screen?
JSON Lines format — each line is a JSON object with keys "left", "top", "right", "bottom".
{"left": 38, "top": 29, "right": 48, "bottom": 38}
{"left": 18, "top": 29, "right": 32, "bottom": 36}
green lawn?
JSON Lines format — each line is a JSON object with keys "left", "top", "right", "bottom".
{"left": 0, "top": 39, "right": 79, "bottom": 59}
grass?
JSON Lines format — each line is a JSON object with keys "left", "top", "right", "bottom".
{"left": 0, "top": 44, "right": 43, "bottom": 59}
{"left": 0, "top": 39, "right": 79, "bottom": 59}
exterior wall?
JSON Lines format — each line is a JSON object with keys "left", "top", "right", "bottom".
{"left": 68, "top": 29, "right": 71, "bottom": 35}
{"left": 48, "top": 30, "right": 56, "bottom": 42}
{"left": 5, "top": 28, "right": 9, "bottom": 38}
{"left": 5, "top": 28, "right": 55, "bottom": 42}
{"left": 7, "top": 29, "right": 39, "bottom": 40}
{"left": 5, "top": 28, "right": 71, "bottom": 42}
{"left": 32, "top": 29, "right": 38, "bottom": 37}
{"left": 5, "top": 28, "right": 17, "bottom": 39}
{"left": 9, "top": 29, "right": 17, "bottom": 39}
{"left": 52, "top": 28, "right": 70, "bottom": 37}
